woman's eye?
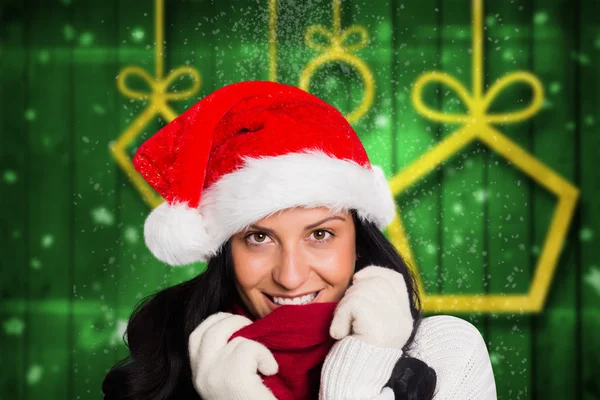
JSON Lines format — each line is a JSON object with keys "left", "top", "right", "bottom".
{"left": 311, "top": 230, "right": 332, "bottom": 241}
{"left": 245, "top": 230, "right": 333, "bottom": 246}
{"left": 247, "top": 232, "right": 271, "bottom": 245}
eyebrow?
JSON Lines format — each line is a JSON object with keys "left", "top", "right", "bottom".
{"left": 248, "top": 215, "right": 346, "bottom": 235}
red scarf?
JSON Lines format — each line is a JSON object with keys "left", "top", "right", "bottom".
{"left": 228, "top": 298, "right": 338, "bottom": 400}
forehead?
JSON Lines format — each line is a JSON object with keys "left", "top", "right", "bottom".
{"left": 257, "top": 206, "right": 350, "bottom": 222}
{"left": 234, "top": 207, "right": 353, "bottom": 235}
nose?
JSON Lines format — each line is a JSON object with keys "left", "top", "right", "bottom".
{"left": 272, "top": 249, "right": 310, "bottom": 291}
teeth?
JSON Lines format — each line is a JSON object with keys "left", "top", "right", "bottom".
{"left": 272, "top": 292, "right": 317, "bottom": 306}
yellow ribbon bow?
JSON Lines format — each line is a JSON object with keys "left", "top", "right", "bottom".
{"left": 111, "top": 0, "right": 202, "bottom": 208}
{"left": 117, "top": 65, "right": 201, "bottom": 117}
{"left": 413, "top": 70, "right": 544, "bottom": 126}
{"left": 298, "top": 0, "right": 374, "bottom": 123}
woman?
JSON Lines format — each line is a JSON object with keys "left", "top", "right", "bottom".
{"left": 103, "top": 81, "right": 496, "bottom": 399}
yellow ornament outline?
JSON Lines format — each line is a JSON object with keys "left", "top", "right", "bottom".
{"left": 110, "top": 0, "right": 202, "bottom": 208}
{"left": 268, "top": 0, "right": 374, "bottom": 124}
{"left": 387, "top": 0, "right": 580, "bottom": 313}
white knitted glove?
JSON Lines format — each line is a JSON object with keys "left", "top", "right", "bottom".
{"left": 330, "top": 265, "right": 414, "bottom": 349}
{"left": 320, "top": 265, "right": 414, "bottom": 400}
{"left": 188, "top": 312, "right": 279, "bottom": 400}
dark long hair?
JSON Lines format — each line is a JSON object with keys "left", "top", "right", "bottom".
{"left": 102, "top": 209, "right": 437, "bottom": 399}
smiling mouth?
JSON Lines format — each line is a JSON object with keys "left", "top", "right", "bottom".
{"left": 264, "top": 290, "right": 322, "bottom": 306}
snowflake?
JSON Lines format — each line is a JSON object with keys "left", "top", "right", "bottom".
{"left": 584, "top": 266, "right": 600, "bottom": 296}
{"left": 27, "top": 364, "right": 43, "bottom": 385}
{"left": 24, "top": 109, "right": 36, "bottom": 121}
{"left": 91, "top": 207, "right": 115, "bottom": 226}
{"left": 3, "top": 317, "right": 25, "bottom": 336}
{"left": 3, "top": 169, "right": 17, "bottom": 184}
{"left": 41, "top": 234, "right": 54, "bottom": 248}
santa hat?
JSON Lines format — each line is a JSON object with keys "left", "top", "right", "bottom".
{"left": 133, "top": 81, "right": 396, "bottom": 266}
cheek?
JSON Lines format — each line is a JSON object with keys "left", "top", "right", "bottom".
{"left": 313, "top": 253, "right": 354, "bottom": 283}
{"left": 310, "top": 240, "right": 356, "bottom": 295}
{"left": 231, "top": 242, "right": 272, "bottom": 291}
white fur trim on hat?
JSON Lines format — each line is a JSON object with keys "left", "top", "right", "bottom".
{"left": 144, "top": 150, "right": 396, "bottom": 266}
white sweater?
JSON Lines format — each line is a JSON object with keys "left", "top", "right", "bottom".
{"left": 319, "top": 315, "right": 498, "bottom": 400}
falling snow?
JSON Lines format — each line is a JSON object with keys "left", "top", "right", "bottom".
{"left": 79, "top": 32, "right": 95, "bottom": 47}
{"left": 3, "top": 169, "right": 17, "bottom": 184}
{"left": 30, "top": 258, "right": 42, "bottom": 270}
{"left": 63, "top": 24, "right": 76, "bottom": 41}
{"left": 131, "top": 27, "right": 146, "bottom": 42}
{"left": 92, "top": 104, "right": 106, "bottom": 115}
{"left": 91, "top": 207, "right": 115, "bottom": 226}
{"left": 24, "top": 109, "right": 37, "bottom": 121}
{"left": 41, "top": 234, "right": 55, "bottom": 249}
{"left": 3, "top": 317, "right": 25, "bottom": 336}
{"left": 26, "top": 365, "right": 43, "bottom": 385}
{"left": 584, "top": 267, "right": 600, "bottom": 296}
{"left": 533, "top": 11, "right": 548, "bottom": 25}
{"left": 580, "top": 228, "right": 594, "bottom": 242}
{"left": 38, "top": 50, "right": 50, "bottom": 64}
{"left": 124, "top": 226, "right": 139, "bottom": 244}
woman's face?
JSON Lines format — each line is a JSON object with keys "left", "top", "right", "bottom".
{"left": 231, "top": 207, "right": 357, "bottom": 319}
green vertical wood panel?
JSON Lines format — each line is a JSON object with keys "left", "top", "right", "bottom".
{"left": 164, "top": 0, "right": 216, "bottom": 286}
{"left": 579, "top": 0, "right": 599, "bottom": 398}
{"left": 393, "top": 0, "right": 442, "bottom": 299}
{"left": 212, "top": 0, "right": 267, "bottom": 85}
{"left": 71, "top": 0, "right": 120, "bottom": 397}
{"left": 349, "top": 0, "right": 394, "bottom": 221}
{"left": 280, "top": 0, "right": 357, "bottom": 124}
{"left": 0, "top": 1, "right": 28, "bottom": 398}
{"left": 114, "top": 0, "right": 167, "bottom": 364}
{"left": 532, "top": 0, "right": 578, "bottom": 398}
{"left": 439, "top": 0, "right": 486, "bottom": 334}
{"left": 484, "top": 1, "right": 533, "bottom": 399}
{"left": 25, "top": 1, "right": 71, "bottom": 398}
{"left": 273, "top": 0, "right": 315, "bottom": 87}
{"left": 342, "top": 0, "right": 363, "bottom": 128}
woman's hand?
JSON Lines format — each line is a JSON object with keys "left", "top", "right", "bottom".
{"left": 330, "top": 265, "right": 414, "bottom": 349}
{"left": 319, "top": 266, "right": 414, "bottom": 400}
{"left": 188, "top": 312, "right": 279, "bottom": 400}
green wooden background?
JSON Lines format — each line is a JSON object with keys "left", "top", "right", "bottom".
{"left": 1, "top": 0, "right": 599, "bottom": 398}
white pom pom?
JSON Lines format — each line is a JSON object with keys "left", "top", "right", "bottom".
{"left": 143, "top": 202, "right": 218, "bottom": 266}
{"left": 368, "top": 165, "right": 396, "bottom": 229}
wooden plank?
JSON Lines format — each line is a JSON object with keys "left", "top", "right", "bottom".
{"left": 271, "top": 0, "right": 319, "bottom": 87}
{"left": 164, "top": 0, "right": 218, "bottom": 286}
{"left": 484, "top": 1, "right": 533, "bottom": 398}
{"left": 531, "top": 0, "right": 578, "bottom": 398}
{"left": 70, "top": 0, "right": 120, "bottom": 398}
{"left": 346, "top": 0, "right": 395, "bottom": 226}
{"left": 24, "top": 1, "right": 72, "bottom": 398}
{"left": 393, "top": 0, "right": 442, "bottom": 301}
{"left": 438, "top": 0, "right": 486, "bottom": 333}
{"left": 274, "top": 0, "right": 360, "bottom": 124}
{"left": 113, "top": 0, "right": 169, "bottom": 362}
{"left": 208, "top": 0, "right": 270, "bottom": 88}
{"left": 578, "top": 0, "right": 599, "bottom": 398}
{"left": 0, "top": 1, "right": 28, "bottom": 398}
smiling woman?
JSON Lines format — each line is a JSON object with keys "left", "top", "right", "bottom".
{"left": 231, "top": 208, "right": 357, "bottom": 318}
{"left": 102, "top": 81, "right": 496, "bottom": 400}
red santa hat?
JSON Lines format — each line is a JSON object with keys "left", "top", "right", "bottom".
{"left": 133, "top": 80, "right": 396, "bottom": 266}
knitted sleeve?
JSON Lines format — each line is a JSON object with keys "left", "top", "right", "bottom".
{"left": 319, "top": 336, "right": 402, "bottom": 400}
{"left": 408, "top": 315, "right": 498, "bottom": 400}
